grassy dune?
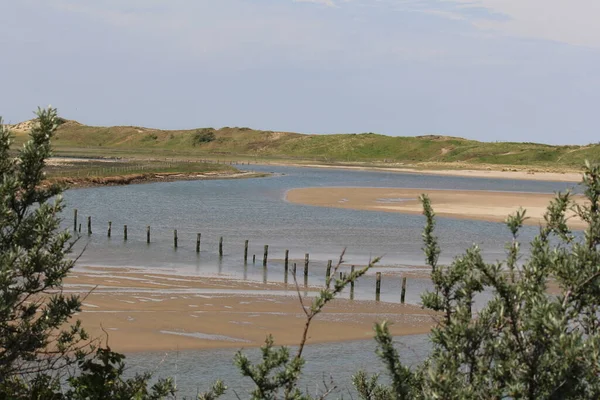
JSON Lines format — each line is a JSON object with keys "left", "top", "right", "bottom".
{"left": 9, "top": 119, "right": 600, "bottom": 169}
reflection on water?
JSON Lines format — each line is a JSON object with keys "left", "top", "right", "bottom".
{"left": 124, "top": 334, "right": 431, "bottom": 399}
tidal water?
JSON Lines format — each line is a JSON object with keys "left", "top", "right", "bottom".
{"left": 61, "top": 166, "right": 579, "bottom": 398}
{"left": 124, "top": 333, "right": 431, "bottom": 399}
{"left": 63, "top": 164, "right": 578, "bottom": 275}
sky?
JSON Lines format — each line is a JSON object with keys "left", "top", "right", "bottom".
{"left": 1, "top": 0, "right": 599, "bottom": 145}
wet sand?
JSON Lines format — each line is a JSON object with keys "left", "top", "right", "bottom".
{"left": 286, "top": 187, "right": 585, "bottom": 229}
{"left": 267, "top": 162, "right": 582, "bottom": 182}
{"left": 66, "top": 266, "right": 435, "bottom": 353}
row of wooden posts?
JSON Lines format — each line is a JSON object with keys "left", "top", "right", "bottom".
{"left": 74, "top": 209, "right": 408, "bottom": 303}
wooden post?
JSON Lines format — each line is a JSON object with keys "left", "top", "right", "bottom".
{"left": 219, "top": 237, "right": 223, "bottom": 257}
{"left": 196, "top": 233, "right": 201, "bottom": 253}
{"left": 350, "top": 265, "right": 355, "bottom": 300}
{"left": 73, "top": 209, "right": 78, "bottom": 231}
{"left": 263, "top": 245, "right": 269, "bottom": 267}
{"left": 376, "top": 272, "right": 382, "bottom": 302}
{"left": 87, "top": 216, "right": 92, "bottom": 235}
{"left": 303, "top": 254, "right": 309, "bottom": 280}
{"left": 293, "top": 263, "right": 297, "bottom": 277}
{"left": 284, "top": 250, "right": 289, "bottom": 272}
{"left": 78, "top": 223, "right": 81, "bottom": 233}
{"left": 326, "top": 260, "right": 332, "bottom": 283}
{"left": 123, "top": 225, "right": 127, "bottom": 241}
{"left": 284, "top": 256, "right": 289, "bottom": 284}
{"left": 401, "top": 276, "right": 407, "bottom": 304}
{"left": 173, "top": 230, "right": 178, "bottom": 248}
{"left": 108, "top": 221, "right": 112, "bottom": 237}
{"left": 244, "top": 240, "right": 249, "bottom": 262}
{"left": 253, "top": 254, "right": 256, "bottom": 264}
{"left": 146, "top": 226, "right": 150, "bottom": 244}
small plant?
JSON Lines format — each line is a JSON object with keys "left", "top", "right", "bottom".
{"left": 213, "top": 251, "right": 379, "bottom": 399}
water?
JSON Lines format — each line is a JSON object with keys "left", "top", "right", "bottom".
{"left": 124, "top": 334, "right": 431, "bottom": 399}
{"left": 63, "top": 164, "right": 578, "bottom": 273}
{"left": 61, "top": 166, "right": 579, "bottom": 396}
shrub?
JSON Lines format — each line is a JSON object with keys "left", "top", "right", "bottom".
{"left": 0, "top": 108, "right": 174, "bottom": 399}
{"left": 192, "top": 128, "right": 216, "bottom": 145}
{"left": 353, "top": 163, "right": 600, "bottom": 399}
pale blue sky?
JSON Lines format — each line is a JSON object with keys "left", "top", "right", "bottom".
{"left": 1, "top": 0, "right": 599, "bottom": 144}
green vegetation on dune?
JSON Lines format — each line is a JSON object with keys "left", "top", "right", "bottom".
{"left": 8, "top": 119, "right": 600, "bottom": 168}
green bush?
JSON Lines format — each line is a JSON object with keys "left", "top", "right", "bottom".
{"left": 192, "top": 128, "right": 216, "bottom": 145}
{"left": 0, "top": 108, "right": 174, "bottom": 399}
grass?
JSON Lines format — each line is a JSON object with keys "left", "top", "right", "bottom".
{"left": 9, "top": 119, "right": 600, "bottom": 170}
{"left": 43, "top": 158, "right": 239, "bottom": 182}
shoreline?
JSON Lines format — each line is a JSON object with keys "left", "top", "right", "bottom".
{"left": 47, "top": 171, "right": 270, "bottom": 189}
{"left": 66, "top": 266, "right": 435, "bottom": 353}
{"left": 286, "top": 187, "right": 586, "bottom": 229}
{"left": 261, "top": 161, "right": 582, "bottom": 183}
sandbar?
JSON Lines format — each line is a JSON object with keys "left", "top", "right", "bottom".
{"left": 286, "top": 187, "right": 585, "bottom": 228}
{"left": 65, "top": 266, "right": 435, "bottom": 353}
{"left": 265, "top": 162, "right": 582, "bottom": 182}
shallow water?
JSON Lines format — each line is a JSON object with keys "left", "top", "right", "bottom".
{"left": 62, "top": 166, "right": 578, "bottom": 395}
{"left": 124, "top": 333, "right": 431, "bottom": 399}
{"left": 60, "top": 165, "right": 580, "bottom": 304}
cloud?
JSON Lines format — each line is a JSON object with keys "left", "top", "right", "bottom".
{"left": 297, "top": 0, "right": 600, "bottom": 48}
{"left": 294, "top": 0, "right": 336, "bottom": 6}
{"left": 458, "top": 0, "right": 600, "bottom": 48}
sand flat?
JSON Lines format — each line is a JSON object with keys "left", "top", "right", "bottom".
{"left": 65, "top": 267, "right": 435, "bottom": 353}
{"left": 286, "top": 187, "right": 586, "bottom": 228}
{"left": 268, "top": 162, "right": 582, "bottom": 182}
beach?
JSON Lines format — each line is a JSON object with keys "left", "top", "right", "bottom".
{"left": 66, "top": 266, "right": 435, "bottom": 353}
{"left": 270, "top": 162, "right": 582, "bottom": 183}
{"left": 286, "top": 187, "right": 585, "bottom": 228}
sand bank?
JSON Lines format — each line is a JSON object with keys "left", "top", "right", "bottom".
{"left": 266, "top": 162, "right": 582, "bottom": 183}
{"left": 286, "top": 187, "right": 585, "bottom": 229}
{"left": 65, "top": 266, "right": 435, "bottom": 353}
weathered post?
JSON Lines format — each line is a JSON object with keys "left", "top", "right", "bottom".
{"left": 284, "top": 250, "right": 289, "bottom": 272}
{"left": 73, "top": 209, "right": 78, "bottom": 232}
{"left": 146, "top": 226, "right": 150, "bottom": 244}
{"left": 326, "top": 260, "right": 332, "bottom": 283}
{"left": 303, "top": 254, "right": 309, "bottom": 281}
{"left": 263, "top": 245, "right": 269, "bottom": 267}
{"left": 293, "top": 263, "right": 297, "bottom": 277}
{"left": 78, "top": 223, "right": 81, "bottom": 233}
{"left": 244, "top": 240, "right": 249, "bottom": 262}
{"left": 107, "top": 221, "right": 112, "bottom": 237}
{"left": 174, "top": 230, "right": 178, "bottom": 248}
{"left": 401, "top": 276, "right": 407, "bottom": 304}
{"left": 196, "top": 233, "right": 201, "bottom": 253}
{"left": 219, "top": 237, "right": 223, "bottom": 257}
{"left": 376, "top": 272, "right": 382, "bottom": 302}
{"left": 284, "top": 259, "right": 289, "bottom": 284}
{"left": 87, "top": 216, "right": 92, "bottom": 235}
{"left": 253, "top": 254, "right": 256, "bottom": 264}
{"left": 123, "top": 225, "right": 127, "bottom": 241}
{"left": 350, "top": 265, "right": 355, "bottom": 300}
